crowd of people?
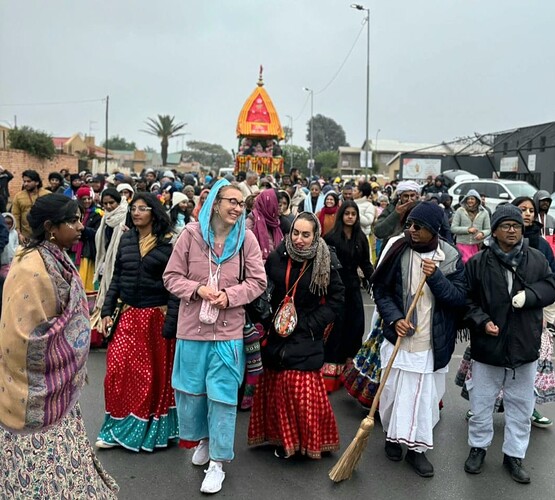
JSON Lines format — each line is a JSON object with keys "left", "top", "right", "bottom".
{"left": 0, "top": 165, "right": 553, "bottom": 495}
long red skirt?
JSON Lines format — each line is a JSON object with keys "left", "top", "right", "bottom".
{"left": 248, "top": 369, "right": 340, "bottom": 458}
{"left": 100, "top": 306, "right": 178, "bottom": 451}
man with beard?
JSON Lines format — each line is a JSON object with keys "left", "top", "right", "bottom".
{"left": 11, "top": 170, "right": 50, "bottom": 243}
{"left": 372, "top": 201, "right": 465, "bottom": 477}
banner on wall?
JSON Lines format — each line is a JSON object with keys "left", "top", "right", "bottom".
{"left": 401, "top": 158, "right": 441, "bottom": 180}
{"left": 500, "top": 156, "right": 519, "bottom": 173}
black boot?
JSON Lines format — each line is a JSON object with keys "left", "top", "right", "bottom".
{"left": 384, "top": 440, "right": 403, "bottom": 462}
{"left": 405, "top": 450, "right": 434, "bottom": 477}
{"left": 464, "top": 447, "right": 486, "bottom": 474}
{"left": 503, "top": 455, "right": 530, "bottom": 484}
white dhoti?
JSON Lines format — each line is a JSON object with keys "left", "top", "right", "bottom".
{"left": 379, "top": 339, "right": 447, "bottom": 452}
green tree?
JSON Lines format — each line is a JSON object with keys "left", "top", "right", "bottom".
{"left": 141, "top": 115, "right": 187, "bottom": 166}
{"left": 183, "top": 141, "right": 233, "bottom": 170}
{"left": 315, "top": 150, "right": 339, "bottom": 177}
{"left": 282, "top": 144, "right": 310, "bottom": 176}
{"left": 8, "top": 126, "right": 56, "bottom": 159}
{"left": 306, "top": 114, "right": 349, "bottom": 156}
{"left": 102, "top": 134, "right": 137, "bottom": 151}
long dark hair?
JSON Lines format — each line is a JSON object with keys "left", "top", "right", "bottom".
{"left": 325, "top": 200, "right": 366, "bottom": 260}
{"left": 130, "top": 192, "right": 172, "bottom": 240}
{"left": 169, "top": 204, "right": 190, "bottom": 227}
{"left": 22, "top": 169, "right": 43, "bottom": 189}
{"left": 24, "top": 194, "right": 80, "bottom": 252}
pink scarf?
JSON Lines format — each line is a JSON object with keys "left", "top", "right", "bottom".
{"left": 250, "top": 189, "right": 283, "bottom": 260}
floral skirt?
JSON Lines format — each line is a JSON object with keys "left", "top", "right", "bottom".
{"left": 341, "top": 322, "right": 384, "bottom": 408}
{"left": 0, "top": 403, "right": 118, "bottom": 499}
{"left": 248, "top": 369, "right": 340, "bottom": 458}
{"left": 98, "top": 306, "right": 178, "bottom": 451}
{"left": 535, "top": 328, "right": 555, "bottom": 404}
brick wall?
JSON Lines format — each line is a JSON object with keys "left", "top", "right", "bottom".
{"left": 0, "top": 149, "right": 79, "bottom": 195}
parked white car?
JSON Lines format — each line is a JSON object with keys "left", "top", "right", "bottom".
{"left": 448, "top": 179, "right": 537, "bottom": 213}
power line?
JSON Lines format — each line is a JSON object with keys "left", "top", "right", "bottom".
{"left": 315, "top": 19, "right": 366, "bottom": 96}
{"left": 292, "top": 19, "right": 366, "bottom": 122}
{"left": 0, "top": 97, "right": 106, "bottom": 107}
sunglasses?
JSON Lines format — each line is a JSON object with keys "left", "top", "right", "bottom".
{"left": 405, "top": 221, "right": 423, "bottom": 231}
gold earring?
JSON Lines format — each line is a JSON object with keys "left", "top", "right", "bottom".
{"left": 49, "top": 232, "right": 56, "bottom": 241}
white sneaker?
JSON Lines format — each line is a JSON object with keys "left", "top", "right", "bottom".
{"left": 192, "top": 439, "right": 210, "bottom": 466}
{"left": 200, "top": 461, "right": 225, "bottom": 494}
{"left": 95, "top": 439, "right": 117, "bottom": 449}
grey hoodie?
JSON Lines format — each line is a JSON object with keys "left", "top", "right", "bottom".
{"left": 533, "top": 190, "right": 555, "bottom": 235}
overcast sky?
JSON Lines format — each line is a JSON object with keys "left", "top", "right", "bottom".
{"left": 1, "top": 0, "right": 554, "bottom": 156}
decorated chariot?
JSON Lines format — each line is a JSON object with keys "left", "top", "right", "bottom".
{"left": 234, "top": 66, "right": 285, "bottom": 175}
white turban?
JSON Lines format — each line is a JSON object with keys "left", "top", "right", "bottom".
{"left": 396, "top": 180, "right": 421, "bottom": 194}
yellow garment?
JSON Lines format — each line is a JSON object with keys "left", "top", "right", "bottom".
{"left": 79, "top": 257, "right": 95, "bottom": 292}
{"left": 139, "top": 233, "right": 158, "bottom": 257}
{"left": 11, "top": 188, "right": 50, "bottom": 239}
{"left": 0, "top": 249, "right": 57, "bottom": 429}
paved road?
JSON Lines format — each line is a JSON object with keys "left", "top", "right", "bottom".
{"left": 80, "top": 302, "right": 555, "bottom": 499}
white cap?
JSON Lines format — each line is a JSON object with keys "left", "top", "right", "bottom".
{"left": 171, "top": 191, "right": 188, "bottom": 210}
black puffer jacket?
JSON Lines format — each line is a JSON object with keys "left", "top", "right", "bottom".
{"left": 102, "top": 229, "right": 179, "bottom": 338}
{"left": 465, "top": 243, "right": 555, "bottom": 368}
{"left": 80, "top": 208, "right": 102, "bottom": 261}
{"left": 262, "top": 241, "right": 345, "bottom": 371}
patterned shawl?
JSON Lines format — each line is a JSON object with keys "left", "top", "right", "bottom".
{"left": 0, "top": 242, "right": 90, "bottom": 433}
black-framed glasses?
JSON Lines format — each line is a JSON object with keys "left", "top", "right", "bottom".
{"left": 497, "top": 223, "right": 522, "bottom": 232}
{"left": 130, "top": 206, "right": 152, "bottom": 213}
{"left": 219, "top": 197, "right": 246, "bottom": 209}
{"left": 405, "top": 222, "right": 423, "bottom": 231}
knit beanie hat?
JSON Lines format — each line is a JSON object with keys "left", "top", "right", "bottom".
{"left": 406, "top": 201, "right": 444, "bottom": 235}
{"left": 490, "top": 204, "right": 523, "bottom": 232}
{"left": 76, "top": 186, "right": 92, "bottom": 199}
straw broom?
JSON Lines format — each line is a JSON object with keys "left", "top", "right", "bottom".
{"left": 329, "top": 274, "right": 428, "bottom": 482}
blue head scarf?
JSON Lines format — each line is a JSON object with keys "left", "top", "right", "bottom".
{"left": 198, "top": 178, "right": 246, "bottom": 264}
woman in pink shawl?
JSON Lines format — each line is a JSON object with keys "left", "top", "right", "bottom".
{"left": 246, "top": 189, "right": 284, "bottom": 261}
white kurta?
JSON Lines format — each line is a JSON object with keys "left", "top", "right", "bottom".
{"left": 378, "top": 245, "right": 447, "bottom": 452}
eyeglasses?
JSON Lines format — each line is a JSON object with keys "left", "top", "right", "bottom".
{"left": 219, "top": 197, "right": 246, "bottom": 209}
{"left": 130, "top": 206, "right": 152, "bottom": 213}
{"left": 405, "top": 222, "right": 423, "bottom": 231}
{"left": 497, "top": 223, "right": 522, "bottom": 232}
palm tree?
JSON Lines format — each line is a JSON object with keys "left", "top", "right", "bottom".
{"left": 142, "top": 115, "right": 187, "bottom": 166}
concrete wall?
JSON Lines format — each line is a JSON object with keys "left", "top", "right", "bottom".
{"left": 0, "top": 149, "right": 78, "bottom": 195}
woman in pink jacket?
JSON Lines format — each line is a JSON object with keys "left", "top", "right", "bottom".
{"left": 163, "top": 179, "right": 266, "bottom": 495}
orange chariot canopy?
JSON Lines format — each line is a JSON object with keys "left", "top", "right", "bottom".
{"left": 236, "top": 67, "right": 284, "bottom": 140}
{"left": 234, "top": 66, "right": 285, "bottom": 175}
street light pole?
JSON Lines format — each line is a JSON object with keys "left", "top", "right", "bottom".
{"left": 303, "top": 87, "right": 314, "bottom": 179}
{"left": 285, "top": 114, "right": 294, "bottom": 170}
{"left": 375, "top": 128, "right": 381, "bottom": 172}
{"left": 351, "top": 4, "right": 370, "bottom": 180}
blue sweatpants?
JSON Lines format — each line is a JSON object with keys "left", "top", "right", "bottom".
{"left": 172, "top": 339, "right": 245, "bottom": 461}
{"left": 467, "top": 360, "right": 536, "bottom": 458}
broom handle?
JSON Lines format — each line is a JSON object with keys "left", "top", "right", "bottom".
{"left": 366, "top": 274, "right": 428, "bottom": 419}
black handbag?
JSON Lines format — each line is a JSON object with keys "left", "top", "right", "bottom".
{"left": 239, "top": 246, "right": 274, "bottom": 323}
{"left": 105, "top": 300, "right": 124, "bottom": 341}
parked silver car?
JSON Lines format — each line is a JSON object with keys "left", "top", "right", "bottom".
{"left": 448, "top": 179, "right": 537, "bottom": 212}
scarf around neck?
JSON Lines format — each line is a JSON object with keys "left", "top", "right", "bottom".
{"left": 0, "top": 241, "right": 89, "bottom": 432}
{"left": 93, "top": 199, "right": 128, "bottom": 317}
{"left": 370, "top": 231, "right": 439, "bottom": 285}
{"left": 489, "top": 236, "right": 524, "bottom": 269}
{"left": 285, "top": 213, "right": 330, "bottom": 295}
{"left": 250, "top": 189, "right": 283, "bottom": 260}
{"left": 198, "top": 179, "right": 245, "bottom": 264}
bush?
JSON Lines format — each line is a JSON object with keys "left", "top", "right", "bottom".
{"left": 8, "top": 126, "right": 56, "bottom": 160}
